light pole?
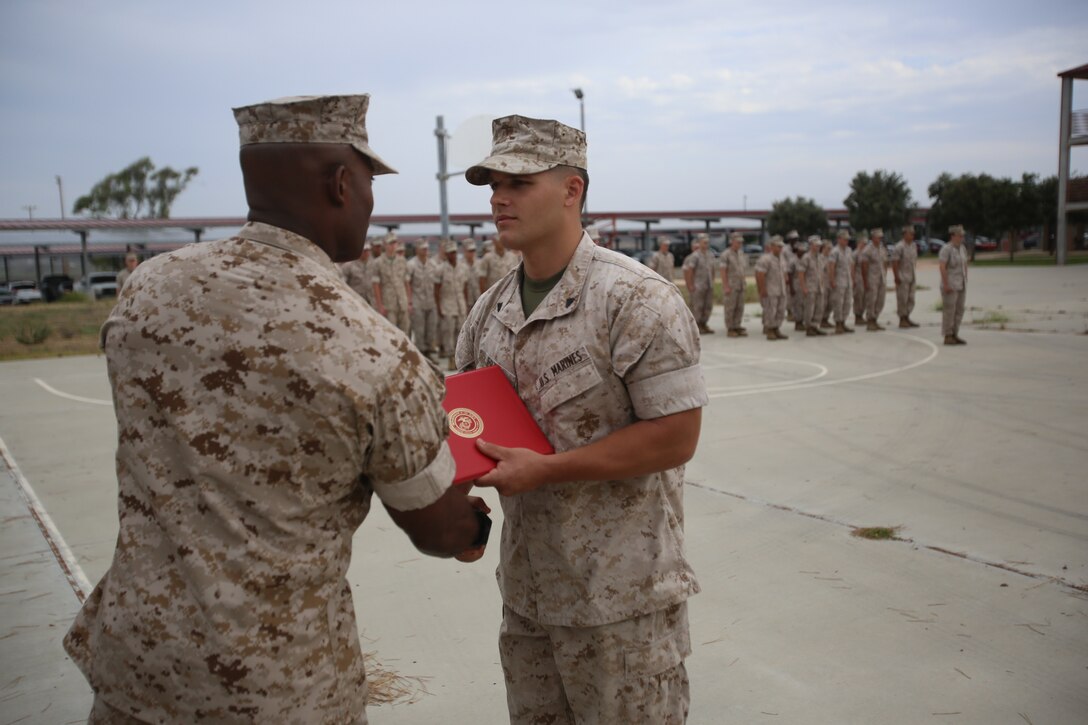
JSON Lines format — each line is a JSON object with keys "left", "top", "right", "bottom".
{"left": 572, "top": 88, "right": 586, "bottom": 215}
{"left": 56, "top": 175, "right": 65, "bottom": 218}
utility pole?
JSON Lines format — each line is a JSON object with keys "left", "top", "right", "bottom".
{"left": 435, "top": 115, "right": 452, "bottom": 240}
{"left": 56, "top": 175, "right": 66, "bottom": 218}
{"left": 22, "top": 204, "right": 37, "bottom": 220}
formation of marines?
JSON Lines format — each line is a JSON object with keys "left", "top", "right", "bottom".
{"left": 339, "top": 231, "right": 520, "bottom": 369}
{"left": 679, "top": 225, "right": 963, "bottom": 344}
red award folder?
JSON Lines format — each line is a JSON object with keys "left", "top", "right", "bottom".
{"left": 442, "top": 366, "right": 554, "bottom": 485}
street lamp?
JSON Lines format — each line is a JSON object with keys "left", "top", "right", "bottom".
{"left": 572, "top": 88, "right": 586, "bottom": 215}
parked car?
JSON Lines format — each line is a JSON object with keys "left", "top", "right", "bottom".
{"left": 925, "top": 238, "right": 946, "bottom": 254}
{"left": 76, "top": 271, "right": 119, "bottom": 300}
{"left": 973, "top": 236, "right": 997, "bottom": 252}
{"left": 743, "top": 242, "right": 763, "bottom": 255}
{"left": 39, "top": 274, "right": 74, "bottom": 302}
{"left": 6, "top": 280, "right": 44, "bottom": 304}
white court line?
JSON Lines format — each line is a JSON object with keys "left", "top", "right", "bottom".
{"left": 706, "top": 359, "right": 829, "bottom": 393}
{"left": 707, "top": 332, "right": 940, "bottom": 399}
{"left": 0, "top": 434, "right": 92, "bottom": 601}
{"left": 34, "top": 377, "right": 113, "bottom": 406}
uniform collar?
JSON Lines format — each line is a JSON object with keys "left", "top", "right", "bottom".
{"left": 491, "top": 230, "right": 594, "bottom": 332}
{"left": 237, "top": 221, "right": 338, "bottom": 275}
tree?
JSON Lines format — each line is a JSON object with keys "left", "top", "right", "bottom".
{"left": 844, "top": 170, "right": 914, "bottom": 236}
{"left": 74, "top": 157, "right": 198, "bottom": 219}
{"left": 767, "top": 196, "right": 828, "bottom": 238}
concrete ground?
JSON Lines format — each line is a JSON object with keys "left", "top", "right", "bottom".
{"left": 1, "top": 263, "right": 1086, "bottom": 724}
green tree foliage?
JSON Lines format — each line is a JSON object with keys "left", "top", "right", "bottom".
{"left": 844, "top": 170, "right": 914, "bottom": 234}
{"left": 73, "top": 157, "right": 198, "bottom": 219}
{"left": 767, "top": 196, "right": 828, "bottom": 238}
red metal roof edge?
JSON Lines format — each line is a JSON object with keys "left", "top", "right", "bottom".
{"left": 1058, "top": 63, "right": 1088, "bottom": 79}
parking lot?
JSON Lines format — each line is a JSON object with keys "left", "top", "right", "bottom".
{"left": 2, "top": 262, "right": 1087, "bottom": 724}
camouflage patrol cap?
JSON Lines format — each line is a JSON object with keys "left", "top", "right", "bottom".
{"left": 729, "top": 231, "right": 744, "bottom": 242}
{"left": 657, "top": 235, "right": 672, "bottom": 245}
{"left": 443, "top": 239, "right": 458, "bottom": 253}
{"left": 233, "top": 95, "right": 396, "bottom": 175}
{"left": 769, "top": 235, "right": 785, "bottom": 247}
{"left": 871, "top": 228, "right": 885, "bottom": 239}
{"left": 857, "top": 230, "right": 870, "bottom": 240}
{"left": 414, "top": 239, "right": 428, "bottom": 250}
{"left": 465, "top": 115, "right": 586, "bottom": 185}
{"left": 807, "top": 234, "right": 821, "bottom": 245}
{"left": 695, "top": 232, "right": 710, "bottom": 243}
{"left": 786, "top": 230, "right": 800, "bottom": 240}
{"left": 462, "top": 238, "right": 477, "bottom": 251}
{"left": 949, "top": 224, "right": 965, "bottom": 235}
{"left": 836, "top": 229, "right": 850, "bottom": 240}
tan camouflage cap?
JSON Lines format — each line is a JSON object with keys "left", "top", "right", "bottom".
{"left": 949, "top": 224, "right": 965, "bottom": 236}
{"left": 443, "top": 239, "right": 458, "bottom": 253}
{"left": 807, "top": 234, "right": 821, "bottom": 245}
{"left": 233, "top": 95, "right": 397, "bottom": 175}
{"left": 729, "top": 231, "right": 744, "bottom": 242}
{"left": 695, "top": 232, "right": 710, "bottom": 242}
{"left": 857, "top": 230, "right": 870, "bottom": 240}
{"left": 836, "top": 229, "right": 850, "bottom": 240}
{"left": 871, "top": 227, "right": 885, "bottom": 239}
{"left": 769, "top": 235, "right": 785, "bottom": 247}
{"left": 786, "top": 230, "right": 800, "bottom": 240}
{"left": 462, "top": 238, "right": 477, "bottom": 251}
{"left": 465, "top": 115, "right": 586, "bottom": 185}
{"left": 657, "top": 235, "right": 672, "bottom": 245}
{"left": 414, "top": 239, "right": 428, "bottom": 250}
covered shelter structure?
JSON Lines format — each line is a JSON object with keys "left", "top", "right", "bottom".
{"left": 1057, "top": 63, "right": 1088, "bottom": 266}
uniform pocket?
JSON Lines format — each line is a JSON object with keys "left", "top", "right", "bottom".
{"left": 623, "top": 624, "right": 690, "bottom": 680}
{"left": 537, "top": 356, "right": 602, "bottom": 414}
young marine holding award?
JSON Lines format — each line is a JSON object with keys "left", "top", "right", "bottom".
{"left": 455, "top": 115, "right": 709, "bottom": 724}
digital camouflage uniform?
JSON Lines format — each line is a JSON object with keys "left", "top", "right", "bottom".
{"left": 649, "top": 248, "right": 676, "bottom": 283}
{"left": 755, "top": 249, "right": 787, "bottom": 336}
{"left": 860, "top": 240, "right": 888, "bottom": 325}
{"left": 341, "top": 257, "right": 373, "bottom": 304}
{"left": 374, "top": 252, "right": 411, "bottom": 334}
{"left": 800, "top": 245, "right": 824, "bottom": 331}
{"left": 457, "top": 232, "right": 706, "bottom": 725}
{"left": 939, "top": 240, "right": 968, "bottom": 338}
{"left": 852, "top": 239, "right": 866, "bottom": 324}
{"left": 479, "top": 247, "right": 520, "bottom": 291}
{"left": 891, "top": 238, "right": 918, "bottom": 323}
{"left": 407, "top": 251, "right": 438, "bottom": 355}
{"left": 436, "top": 254, "right": 468, "bottom": 356}
{"left": 64, "top": 221, "right": 456, "bottom": 725}
{"left": 682, "top": 246, "right": 715, "bottom": 329}
{"left": 828, "top": 243, "right": 854, "bottom": 326}
{"left": 720, "top": 246, "right": 747, "bottom": 332}
{"left": 819, "top": 243, "right": 832, "bottom": 325}
{"left": 463, "top": 252, "right": 483, "bottom": 312}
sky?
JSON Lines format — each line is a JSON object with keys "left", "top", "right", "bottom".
{"left": 2, "top": 0, "right": 1087, "bottom": 235}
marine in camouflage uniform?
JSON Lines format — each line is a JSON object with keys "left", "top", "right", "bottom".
{"left": 458, "top": 115, "right": 706, "bottom": 725}
{"left": 939, "top": 224, "right": 969, "bottom": 345}
{"left": 649, "top": 235, "right": 676, "bottom": 282}
{"left": 407, "top": 239, "right": 438, "bottom": 356}
{"left": 682, "top": 233, "right": 715, "bottom": 334}
{"left": 435, "top": 239, "right": 468, "bottom": 369}
{"left": 891, "top": 225, "right": 920, "bottom": 328}
{"left": 341, "top": 240, "right": 373, "bottom": 304}
{"left": 755, "top": 235, "right": 789, "bottom": 340}
{"left": 720, "top": 231, "right": 747, "bottom": 336}
{"left": 860, "top": 228, "right": 889, "bottom": 330}
{"left": 372, "top": 233, "right": 411, "bottom": 334}
{"left": 819, "top": 239, "right": 833, "bottom": 327}
{"left": 828, "top": 230, "right": 856, "bottom": 333}
{"left": 478, "top": 236, "right": 520, "bottom": 293}
{"left": 63, "top": 94, "right": 489, "bottom": 725}
{"left": 461, "top": 238, "right": 483, "bottom": 312}
{"left": 852, "top": 230, "right": 868, "bottom": 326}
{"left": 798, "top": 236, "right": 827, "bottom": 336}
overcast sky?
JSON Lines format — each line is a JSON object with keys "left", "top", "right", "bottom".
{"left": 2, "top": 0, "right": 1087, "bottom": 232}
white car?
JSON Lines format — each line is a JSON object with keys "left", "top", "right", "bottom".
{"left": 76, "top": 272, "right": 119, "bottom": 300}
{"left": 6, "top": 280, "right": 44, "bottom": 304}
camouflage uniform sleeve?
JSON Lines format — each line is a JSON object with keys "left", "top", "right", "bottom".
{"left": 611, "top": 279, "right": 708, "bottom": 420}
{"left": 362, "top": 351, "right": 455, "bottom": 511}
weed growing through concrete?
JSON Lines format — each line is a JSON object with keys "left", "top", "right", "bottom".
{"left": 851, "top": 526, "right": 903, "bottom": 541}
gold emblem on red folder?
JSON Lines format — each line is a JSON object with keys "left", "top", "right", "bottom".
{"left": 448, "top": 407, "right": 484, "bottom": 439}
